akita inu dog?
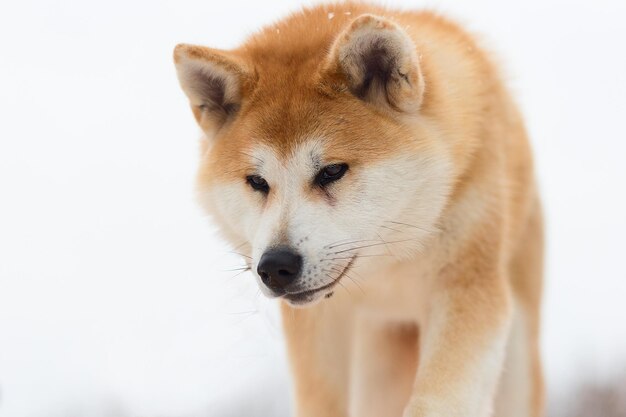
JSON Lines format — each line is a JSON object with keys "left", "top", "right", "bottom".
{"left": 174, "top": 3, "right": 544, "bottom": 417}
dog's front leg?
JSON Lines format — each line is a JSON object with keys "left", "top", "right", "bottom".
{"left": 403, "top": 273, "right": 512, "bottom": 417}
{"left": 281, "top": 300, "right": 354, "bottom": 417}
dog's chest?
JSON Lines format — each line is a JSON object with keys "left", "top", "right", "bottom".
{"left": 347, "top": 258, "right": 438, "bottom": 321}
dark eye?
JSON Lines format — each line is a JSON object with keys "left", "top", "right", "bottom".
{"left": 246, "top": 175, "right": 269, "bottom": 193}
{"left": 315, "top": 163, "right": 349, "bottom": 187}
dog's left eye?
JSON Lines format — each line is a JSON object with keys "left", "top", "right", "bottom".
{"left": 315, "top": 163, "right": 349, "bottom": 187}
{"left": 246, "top": 175, "right": 270, "bottom": 193}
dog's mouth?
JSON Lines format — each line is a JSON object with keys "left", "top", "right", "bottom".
{"left": 282, "top": 256, "right": 356, "bottom": 306}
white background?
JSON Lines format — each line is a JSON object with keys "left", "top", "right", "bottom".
{"left": 1, "top": 0, "right": 625, "bottom": 416}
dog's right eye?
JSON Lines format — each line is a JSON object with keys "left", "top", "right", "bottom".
{"left": 246, "top": 175, "right": 269, "bottom": 193}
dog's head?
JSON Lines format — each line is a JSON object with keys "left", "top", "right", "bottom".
{"left": 174, "top": 14, "right": 454, "bottom": 306}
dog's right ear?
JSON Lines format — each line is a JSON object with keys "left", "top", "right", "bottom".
{"left": 321, "top": 15, "right": 424, "bottom": 113}
{"left": 173, "top": 44, "right": 255, "bottom": 135}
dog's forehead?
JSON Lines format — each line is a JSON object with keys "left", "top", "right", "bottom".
{"left": 251, "top": 139, "right": 324, "bottom": 178}
{"left": 244, "top": 85, "right": 328, "bottom": 149}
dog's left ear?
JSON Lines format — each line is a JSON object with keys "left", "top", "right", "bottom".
{"left": 173, "top": 44, "right": 255, "bottom": 135}
{"left": 322, "top": 14, "right": 425, "bottom": 113}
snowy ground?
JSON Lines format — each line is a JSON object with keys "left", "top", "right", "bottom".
{"left": 1, "top": 0, "right": 625, "bottom": 416}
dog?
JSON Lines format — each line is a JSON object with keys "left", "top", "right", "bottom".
{"left": 173, "top": 3, "right": 544, "bottom": 416}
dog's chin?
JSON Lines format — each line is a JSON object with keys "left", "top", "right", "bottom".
{"left": 260, "top": 284, "right": 333, "bottom": 307}
{"left": 282, "top": 288, "right": 332, "bottom": 308}
{"left": 282, "top": 255, "right": 356, "bottom": 308}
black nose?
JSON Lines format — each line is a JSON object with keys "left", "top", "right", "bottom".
{"left": 257, "top": 248, "right": 303, "bottom": 291}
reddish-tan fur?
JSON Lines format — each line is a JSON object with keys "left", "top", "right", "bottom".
{"left": 174, "top": 3, "right": 543, "bottom": 416}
